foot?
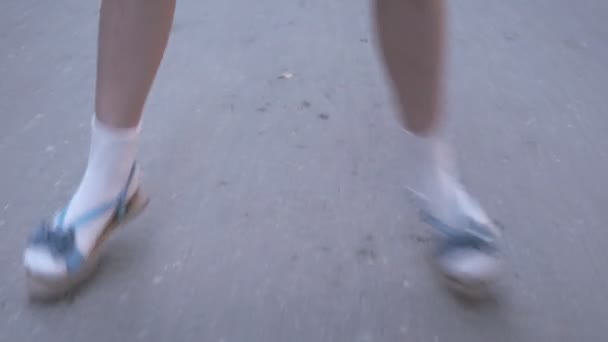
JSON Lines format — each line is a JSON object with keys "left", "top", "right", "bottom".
{"left": 23, "top": 164, "right": 147, "bottom": 300}
{"left": 24, "top": 118, "right": 146, "bottom": 299}
{"left": 420, "top": 172, "right": 502, "bottom": 297}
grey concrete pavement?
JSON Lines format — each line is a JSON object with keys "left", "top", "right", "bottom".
{"left": 2, "top": 0, "right": 608, "bottom": 341}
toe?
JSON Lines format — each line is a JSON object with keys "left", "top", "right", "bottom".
{"left": 24, "top": 245, "right": 67, "bottom": 279}
{"left": 438, "top": 248, "right": 501, "bottom": 285}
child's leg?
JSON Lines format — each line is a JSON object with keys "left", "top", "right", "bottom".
{"left": 24, "top": 0, "right": 176, "bottom": 291}
{"left": 373, "top": 0, "right": 501, "bottom": 292}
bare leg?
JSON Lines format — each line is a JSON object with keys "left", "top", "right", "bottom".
{"left": 374, "top": 0, "right": 456, "bottom": 202}
{"left": 97, "top": 0, "right": 176, "bottom": 128}
{"left": 373, "top": 0, "right": 502, "bottom": 295}
{"left": 25, "top": 0, "right": 176, "bottom": 298}
{"left": 374, "top": 0, "right": 445, "bottom": 136}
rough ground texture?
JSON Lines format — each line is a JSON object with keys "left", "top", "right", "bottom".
{"left": 1, "top": 0, "right": 607, "bottom": 341}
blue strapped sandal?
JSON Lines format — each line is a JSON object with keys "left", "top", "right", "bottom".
{"left": 25, "top": 164, "right": 149, "bottom": 300}
{"left": 420, "top": 207, "right": 502, "bottom": 298}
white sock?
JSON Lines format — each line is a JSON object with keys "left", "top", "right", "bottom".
{"left": 25, "top": 117, "right": 140, "bottom": 276}
{"left": 409, "top": 133, "right": 492, "bottom": 231}
{"left": 66, "top": 117, "right": 141, "bottom": 253}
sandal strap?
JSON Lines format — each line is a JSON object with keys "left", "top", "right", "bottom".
{"left": 420, "top": 209, "right": 497, "bottom": 245}
{"left": 116, "top": 161, "right": 137, "bottom": 220}
{"left": 60, "top": 163, "right": 137, "bottom": 231}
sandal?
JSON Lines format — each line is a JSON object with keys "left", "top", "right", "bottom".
{"left": 420, "top": 209, "right": 502, "bottom": 297}
{"left": 25, "top": 163, "right": 149, "bottom": 300}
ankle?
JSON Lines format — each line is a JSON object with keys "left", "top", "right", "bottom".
{"left": 63, "top": 117, "right": 141, "bottom": 225}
